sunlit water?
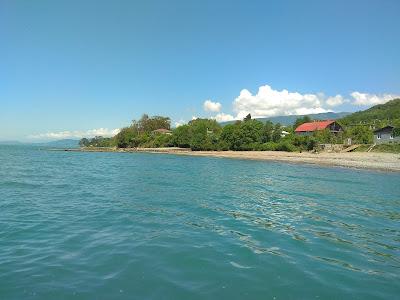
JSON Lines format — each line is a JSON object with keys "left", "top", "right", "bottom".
{"left": 0, "top": 145, "right": 399, "bottom": 299}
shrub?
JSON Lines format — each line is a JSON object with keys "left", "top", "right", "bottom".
{"left": 259, "top": 142, "right": 278, "bottom": 151}
{"left": 215, "top": 140, "right": 230, "bottom": 151}
{"left": 276, "top": 141, "right": 297, "bottom": 152}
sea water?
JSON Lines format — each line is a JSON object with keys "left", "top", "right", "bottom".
{"left": 0, "top": 145, "right": 399, "bottom": 299}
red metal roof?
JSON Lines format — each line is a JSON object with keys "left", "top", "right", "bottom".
{"left": 295, "top": 120, "right": 335, "bottom": 132}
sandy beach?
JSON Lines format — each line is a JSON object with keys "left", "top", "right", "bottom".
{"left": 174, "top": 150, "right": 400, "bottom": 172}
{"left": 61, "top": 147, "right": 400, "bottom": 172}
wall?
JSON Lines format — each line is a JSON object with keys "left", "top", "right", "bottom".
{"left": 374, "top": 129, "right": 400, "bottom": 144}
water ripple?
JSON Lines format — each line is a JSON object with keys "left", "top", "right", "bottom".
{"left": 0, "top": 145, "right": 399, "bottom": 299}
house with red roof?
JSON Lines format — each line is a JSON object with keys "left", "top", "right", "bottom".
{"left": 294, "top": 120, "right": 343, "bottom": 136}
{"left": 152, "top": 128, "right": 172, "bottom": 135}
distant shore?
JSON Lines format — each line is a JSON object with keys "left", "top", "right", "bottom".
{"left": 50, "top": 147, "right": 400, "bottom": 172}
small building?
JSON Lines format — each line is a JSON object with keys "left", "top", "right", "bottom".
{"left": 373, "top": 126, "right": 399, "bottom": 144}
{"left": 152, "top": 128, "right": 172, "bottom": 135}
{"left": 295, "top": 120, "right": 343, "bottom": 136}
{"left": 281, "top": 130, "right": 290, "bottom": 138}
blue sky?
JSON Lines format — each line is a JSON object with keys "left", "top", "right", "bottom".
{"left": 1, "top": 0, "right": 399, "bottom": 141}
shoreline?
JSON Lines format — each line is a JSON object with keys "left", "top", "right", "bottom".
{"left": 49, "top": 147, "right": 400, "bottom": 172}
{"left": 175, "top": 150, "right": 400, "bottom": 173}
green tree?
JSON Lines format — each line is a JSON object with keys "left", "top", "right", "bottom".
{"left": 272, "top": 123, "right": 282, "bottom": 142}
{"left": 172, "top": 125, "right": 191, "bottom": 148}
{"left": 188, "top": 119, "right": 221, "bottom": 150}
{"left": 276, "top": 141, "right": 296, "bottom": 152}
{"left": 243, "top": 113, "right": 252, "bottom": 122}
{"left": 84, "top": 136, "right": 114, "bottom": 147}
{"left": 313, "top": 129, "right": 333, "bottom": 144}
{"left": 79, "top": 138, "right": 90, "bottom": 147}
{"left": 115, "top": 127, "right": 138, "bottom": 148}
{"left": 134, "top": 114, "right": 171, "bottom": 133}
{"left": 293, "top": 116, "right": 311, "bottom": 129}
{"left": 231, "top": 120, "right": 264, "bottom": 150}
{"left": 345, "top": 126, "right": 373, "bottom": 144}
{"left": 220, "top": 124, "right": 237, "bottom": 150}
{"left": 261, "top": 121, "right": 274, "bottom": 143}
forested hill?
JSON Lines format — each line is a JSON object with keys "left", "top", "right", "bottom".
{"left": 340, "top": 98, "right": 400, "bottom": 126}
{"left": 221, "top": 111, "right": 350, "bottom": 126}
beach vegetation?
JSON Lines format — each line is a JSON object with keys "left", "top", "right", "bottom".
{"left": 79, "top": 99, "right": 400, "bottom": 152}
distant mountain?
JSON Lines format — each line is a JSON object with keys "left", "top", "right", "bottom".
{"left": 220, "top": 111, "right": 351, "bottom": 126}
{"left": 0, "top": 140, "right": 23, "bottom": 145}
{"left": 0, "top": 139, "right": 80, "bottom": 148}
{"left": 339, "top": 98, "right": 400, "bottom": 125}
{"left": 37, "top": 139, "right": 80, "bottom": 148}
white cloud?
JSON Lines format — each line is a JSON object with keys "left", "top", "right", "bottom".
{"left": 293, "top": 107, "right": 329, "bottom": 115}
{"left": 202, "top": 85, "right": 399, "bottom": 122}
{"left": 28, "top": 128, "right": 120, "bottom": 140}
{"left": 212, "top": 113, "right": 235, "bottom": 122}
{"left": 203, "top": 100, "right": 222, "bottom": 112}
{"left": 232, "top": 85, "right": 330, "bottom": 119}
{"left": 174, "top": 120, "right": 186, "bottom": 127}
{"left": 326, "top": 95, "right": 345, "bottom": 107}
{"left": 350, "top": 92, "right": 400, "bottom": 106}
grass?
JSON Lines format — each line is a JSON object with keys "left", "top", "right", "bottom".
{"left": 354, "top": 143, "right": 400, "bottom": 153}
{"left": 354, "top": 144, "right": 370, "bottom": 152}
{"left": 371, "top": 143, "right": 400, "bottom": 153}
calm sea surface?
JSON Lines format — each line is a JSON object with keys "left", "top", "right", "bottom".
{"left": 0, "top": 145, "right": 399, "bottom": 299}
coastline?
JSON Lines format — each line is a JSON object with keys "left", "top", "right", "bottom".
{"left": 50, "top": 147, "right": 400, "bottom": 172}
{"left": 175, "top": 150, "right": 400, "bottom": 173}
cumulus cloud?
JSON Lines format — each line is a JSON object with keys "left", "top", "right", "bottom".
{"left": 212, "top": 113, "right": 235, "bottom": 122}
{"left": 28, "top": 128, "right": 120, "bottom": 140}
{"left": 293, "top": 107, "right": 330, "bottom": 115}
{"left": 326, "top": 95, "right": 345, "bottom": 107}
{"left": 350, "top": 92, "right": 400, "bottom": 106}
{"left": 202, "top": 84, "right": 399, "bottom": 122}
{"left": 174, "top": 120, "right": 186, "bottom": 127}
{"left": 232, "top": 85, "right": 330, "bottom": 119}
{"left": 203, "top": 100, "right": 222, "bottom": 112}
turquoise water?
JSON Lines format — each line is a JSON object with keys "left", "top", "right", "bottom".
{"left": 1, "top": 145, "right": 399, "bottom": 299}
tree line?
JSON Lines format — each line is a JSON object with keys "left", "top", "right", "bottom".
{"left": 79, "top": 113, "right": 385, "bottom": 151}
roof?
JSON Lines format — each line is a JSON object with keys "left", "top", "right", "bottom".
{"left": 373, "top": 126, "right": 394, "bottom": 133}
{"left": 152, "top": 128, "right": 172, "bottom": 133}
{"left": 295, "top": 120, "right": 335, "bottom": 132}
